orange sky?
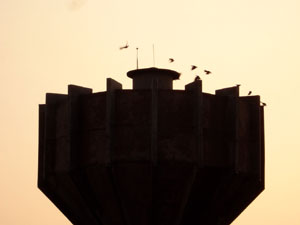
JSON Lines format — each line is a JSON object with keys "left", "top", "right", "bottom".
{"left": 0, "top": 0, "right": 300, "bottom": 224}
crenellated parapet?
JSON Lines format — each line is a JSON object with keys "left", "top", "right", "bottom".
{"left": 38, "top": 67, "right": 264, "bottom": 225}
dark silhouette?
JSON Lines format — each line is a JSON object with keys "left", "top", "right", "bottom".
{"left": 248, "top": 91, "right": 252, "bottom": 95}
{"left": 261, "top": 102, "right": 267, "bottom": 106}
{"left": 120, "top": 42, "right": 129, "bottom": 50}
{"left": 38, "top": 67, "right": 265, "bottom": 225}
{"left": 169, "top": 58, "right": 174, "bottom": 63}
{"left": 191, "top": 65, "right": 197, "bottom": 70}
{"left": 236, "top": 84, "right": 241, "bottom": 87}
{"left": 136, "top": 47, "right": 139, "bottom": 69}
{"left": 177, "top": 73, "right": 181, "bottom": 80}
{"left": 194, "top": 75, "right": 201, "bottom": 81}
{"left": 204, "top": 70, "right": 211, "bottom": 75}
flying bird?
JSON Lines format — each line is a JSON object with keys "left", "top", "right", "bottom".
{"left": 169, "top": 58, "right": 174, "bottom": 63}
{"left": 248, "top": 91, "right": 252, "bottom": 95}
{"left": 194, "top": 75, "right": 201, "bottom": 81}
{"left": 191, "top": 65, "right": 197, "bottom": 70}
{"left": 204, "top": 70, "right": 211, "bottom": 75}
{"left": 119, "top": 42, "right": 129, "bottom": 50}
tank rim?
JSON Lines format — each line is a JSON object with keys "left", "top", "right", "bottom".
{"left": 127, "top": 67, "right": 180, "bottom": 80}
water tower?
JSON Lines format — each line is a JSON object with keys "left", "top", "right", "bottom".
{"left": 38, "top": 67, "right": 264, "bottom": 225}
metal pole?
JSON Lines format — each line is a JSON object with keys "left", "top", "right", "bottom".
{"left": 136, "top": 47, "right": 139, "bottom": 69}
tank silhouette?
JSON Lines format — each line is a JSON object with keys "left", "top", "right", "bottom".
{"left": 38, "top": 67, "right": 264, "bottom": 225}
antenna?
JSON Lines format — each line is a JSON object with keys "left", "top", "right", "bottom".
{"left": 153, "top": 44, "right": 155, "bottom": 67}
{"left": 136, "top": 47, "right": 139, "bottom": 69}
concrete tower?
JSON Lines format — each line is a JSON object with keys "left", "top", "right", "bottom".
{"left": 38, "top": 67, "right": 264, "bottom": 225}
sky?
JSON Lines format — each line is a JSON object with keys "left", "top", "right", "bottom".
{"left": 0, "top": 0, "right": 300, "bottom": 224}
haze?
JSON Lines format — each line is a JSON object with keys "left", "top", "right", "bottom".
{"left": 0, "top": 0, "right": 299, "bottom": 224}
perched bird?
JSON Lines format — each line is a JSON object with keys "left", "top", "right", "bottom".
{"left": 236, "top": 84, "right": 241, "bottom": 87}
{"left": 248, "top": 91, "right": 252, "bottom": 95}
{"left": 191, "top": 65, "right": 197, "bottom": 70}
{"left": 176, "top": 73, "right": 181, "bottom": 80}
{"left": 194, "top": 75, "right": 201, "bottom": 81}
{"left": 204, "top": 70, "right": 211, "bottom": 75}
{"left": 169, "top": 58, "right": 174, "bottom": 63}
{"left": 119, "top": 42, "right": 129, "bottom": 50}
{"left": 261, "top": 102, "right": 267, "bottom": 106}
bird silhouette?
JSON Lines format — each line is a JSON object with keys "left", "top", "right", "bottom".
{"left": 169, "top": 58, "right": 174, "bottom": 63}
{"left": 248, "top": 91, "right": 252, "bottom": 95}
{"left": 119, "top": 42, "right": 129, "bottom": 50}
{"left": 176, "top": 73, "right": 181, "bottom": 80}
{"left": 204, "top": 70, "right": 211, "bottom": 75}
{"left": 261, "top": 102, "right": 267, "bottom": 106}
{"left": 191, "top": 65, "right": 197, "bottom": 70}
{"left": 236, "top": 84, "right": 241, "bottom": 87}
{"left": 194, "top": 75, "right": 201, "bottom": 81}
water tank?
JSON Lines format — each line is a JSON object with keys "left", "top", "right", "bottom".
{"left": 38, "top": 67, "right": 264, "bottom": 225}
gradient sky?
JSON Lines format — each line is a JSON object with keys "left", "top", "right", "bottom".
{"left": 0, "top": 0, "right": 300, "bottom": 224}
